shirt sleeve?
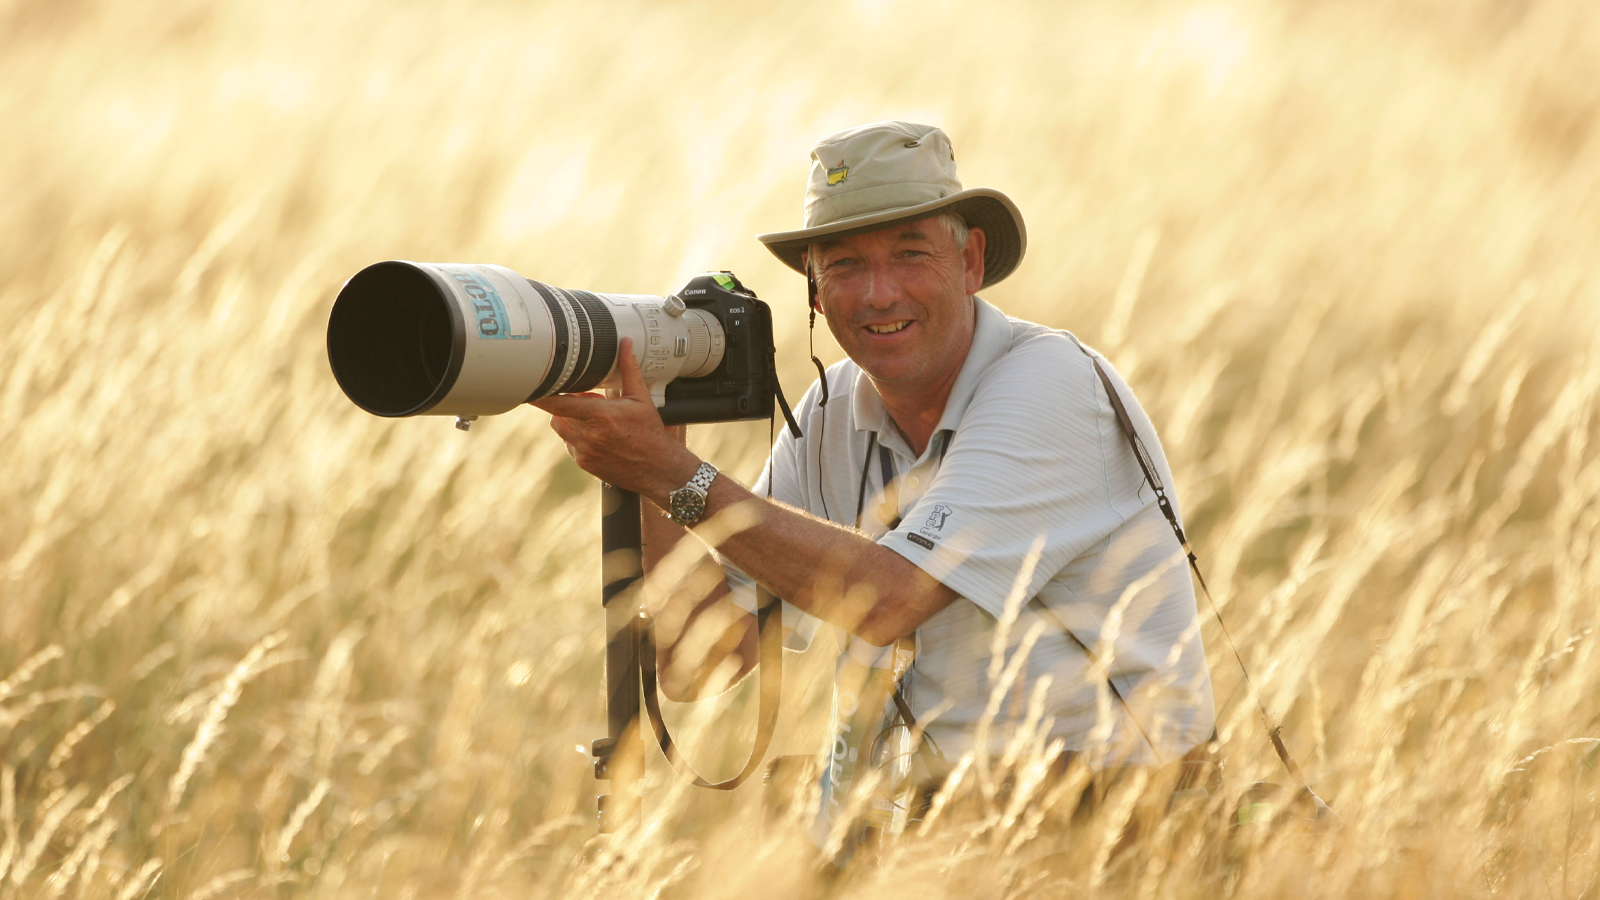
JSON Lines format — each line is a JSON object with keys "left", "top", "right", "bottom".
{"left": 882, "top": 335, "right": 1136, "bottom": 620}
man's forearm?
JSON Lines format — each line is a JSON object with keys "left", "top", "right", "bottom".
{"left": 641, "top": 472, "right": 956, "bottom": 646}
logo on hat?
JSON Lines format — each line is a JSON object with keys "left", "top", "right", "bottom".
{"left": 826, "top": 160, "right": 850, "bottom": 186}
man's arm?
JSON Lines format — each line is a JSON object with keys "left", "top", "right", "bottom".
{"left": 535, "top": 339, "right": 959, "bottom": 651}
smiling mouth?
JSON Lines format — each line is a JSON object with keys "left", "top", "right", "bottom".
{"left": 865, "top": 320, "right": 911, "bottom": 334}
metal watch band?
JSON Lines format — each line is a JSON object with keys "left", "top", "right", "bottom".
{"left": 686, "top": 461, "right": 718, "bottom": 494}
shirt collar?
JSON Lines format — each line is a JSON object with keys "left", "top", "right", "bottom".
{"left": 850, "top": 295, "right": 1012, "bottom": 442}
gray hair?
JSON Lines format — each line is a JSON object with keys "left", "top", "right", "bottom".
{"left": 938, "top": 212, "right": 970, "bottom": 250}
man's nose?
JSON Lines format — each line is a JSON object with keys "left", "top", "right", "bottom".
{"left": 860, "top": 260, "right": 900, "bottom": 307}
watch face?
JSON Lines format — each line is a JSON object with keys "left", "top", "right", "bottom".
{"left": 671, "top": 489, "right": 707, "bottom": 524}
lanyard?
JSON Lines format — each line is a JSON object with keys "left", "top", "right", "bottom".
{"left": 847, "top": 430, "right": 950, "bottom": 776}
{"left": 853, "top": 433, "right": 898, "bottom": 531}
{"left": 853, "top": 431, "right": 952, "bottom": 532}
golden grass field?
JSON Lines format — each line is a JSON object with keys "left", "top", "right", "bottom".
{"left": 3, "top": 0, "right": 1599, "bottom": 896}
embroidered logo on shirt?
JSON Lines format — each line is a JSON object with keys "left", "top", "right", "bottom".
{"left": 907, "top": 533, "right": 935, "bottom": 550}
{"left": 924, "top": 504, "right": 954, "bottom": 531}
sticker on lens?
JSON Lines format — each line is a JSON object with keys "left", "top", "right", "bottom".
{"left": 443, "top": 266, "right": 531, "bottom": 340}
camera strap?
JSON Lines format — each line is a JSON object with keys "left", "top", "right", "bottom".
{"left": 1077, "top": 343, "right": 1326, "bottom": 807}
{"left": 771, "top": 342, "right": 804, "bottom": 440}
{"left": 638, "top": 584, "right": 783, "bottom": 790}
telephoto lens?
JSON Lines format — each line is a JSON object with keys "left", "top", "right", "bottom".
{"left": 326, "top": 261, "right": 726, "bottom": 419}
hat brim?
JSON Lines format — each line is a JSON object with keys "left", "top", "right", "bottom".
{"left": 756, "top": 188, "right": 1027, "bottom": 290}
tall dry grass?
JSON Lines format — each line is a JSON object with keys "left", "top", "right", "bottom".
{"left": 2, "top": 0, "right": 1599, "bottom": 896}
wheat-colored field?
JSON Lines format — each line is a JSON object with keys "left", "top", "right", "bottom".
{"left": 3, "top": 0, "right": 1599, "bottom": 896}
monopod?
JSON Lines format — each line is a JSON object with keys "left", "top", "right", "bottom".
{"left": 590, "top": 484, "right": 646, "bottom": 833}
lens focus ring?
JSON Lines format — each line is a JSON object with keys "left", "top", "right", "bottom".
{"left": 526, "top": 281, "right": 574, "bottom": 401}
{"left": 562, "top": 291, "right": 618, "bottom": 394}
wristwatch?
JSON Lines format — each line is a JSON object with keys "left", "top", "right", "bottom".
{"left": 668, "top": 461, "right": 719, "bottom": 526}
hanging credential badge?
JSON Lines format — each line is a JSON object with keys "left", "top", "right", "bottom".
{"left": 819, "top": 635, "right": 918, "bottom": 854}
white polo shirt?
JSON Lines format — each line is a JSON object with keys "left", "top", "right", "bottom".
{"left": 739, "top": 296, "right": 1215, "bottom": 770}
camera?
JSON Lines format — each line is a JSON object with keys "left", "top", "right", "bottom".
{"left": 326, "top": 261, "right": 780, "bottom": 427}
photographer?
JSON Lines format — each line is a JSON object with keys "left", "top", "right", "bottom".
{"left": 535, "top": 121, "right": 1216, "bottom": 845}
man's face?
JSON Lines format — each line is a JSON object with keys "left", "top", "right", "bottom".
{"left": 808, "top": 217, "right": 987, "bottom": 396}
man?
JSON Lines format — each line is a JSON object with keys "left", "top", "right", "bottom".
{"left": 535, "top": 121, "right": 1215, "bottom": 843}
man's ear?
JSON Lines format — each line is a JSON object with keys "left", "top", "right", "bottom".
{"left": 963, "top": 226, "right": 987, "bottom": 296}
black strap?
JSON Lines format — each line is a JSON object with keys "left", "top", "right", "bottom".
{"left": 639, "top": 585, "right": 783, "bottom": 790}
{"left": 1087, "top": 358, "right": 1190, "bottom": 558}
{"left": 1083, "top": 348, "right": 1319, "bottom": 799}
{"left": 853, "top": 432, "right": 952, "bottom": 532}
{"left": 878, "top": 443, "right": 899, "bottom": 529}
{"left": 771, "top": 343, "right": 803, "bottom": 440}
{"left": 807, "top": 302, "right": 832, "bottom": 521}
{"left": 854, "top": 432, "right": 879, "bottom": 528}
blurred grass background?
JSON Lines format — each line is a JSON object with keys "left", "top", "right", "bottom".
{"left": 2, "top": 0, "right": 1598, "bottom": 896}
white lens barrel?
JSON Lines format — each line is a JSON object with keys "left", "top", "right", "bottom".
{"left": 593, "top": 298, "right": 726, "bottom": 406}
{"left": 327, "top": 261, "right": 727, "bottom": 419}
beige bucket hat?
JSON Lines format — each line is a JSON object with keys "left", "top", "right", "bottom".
{"left": 757, "top": 121, "right": 1026, "bottom": 289}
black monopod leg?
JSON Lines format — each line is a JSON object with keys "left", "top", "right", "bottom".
{"left": 592, "top": 483, "right": 644, "bottom": 833}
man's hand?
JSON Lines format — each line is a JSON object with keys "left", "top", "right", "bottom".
{"left": 532, "top": 337, "right": 700, "bottom": 502}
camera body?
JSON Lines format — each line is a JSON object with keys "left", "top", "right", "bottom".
{"left": 325, "top": 262, "right": 778, "bottom": 427}
{"left": 655, "top": 272, "right": 775, "bottom": 425}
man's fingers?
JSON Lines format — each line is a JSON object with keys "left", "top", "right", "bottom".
{"left": 533, "top": 393, "right": 605, "bottom": 418}
{"left": 617, "top": 336, "right": 652, "bottom": 403}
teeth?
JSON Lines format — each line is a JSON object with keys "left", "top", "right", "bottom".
{"left": 867, "top": 321, "right": 910, "bottom": 334}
